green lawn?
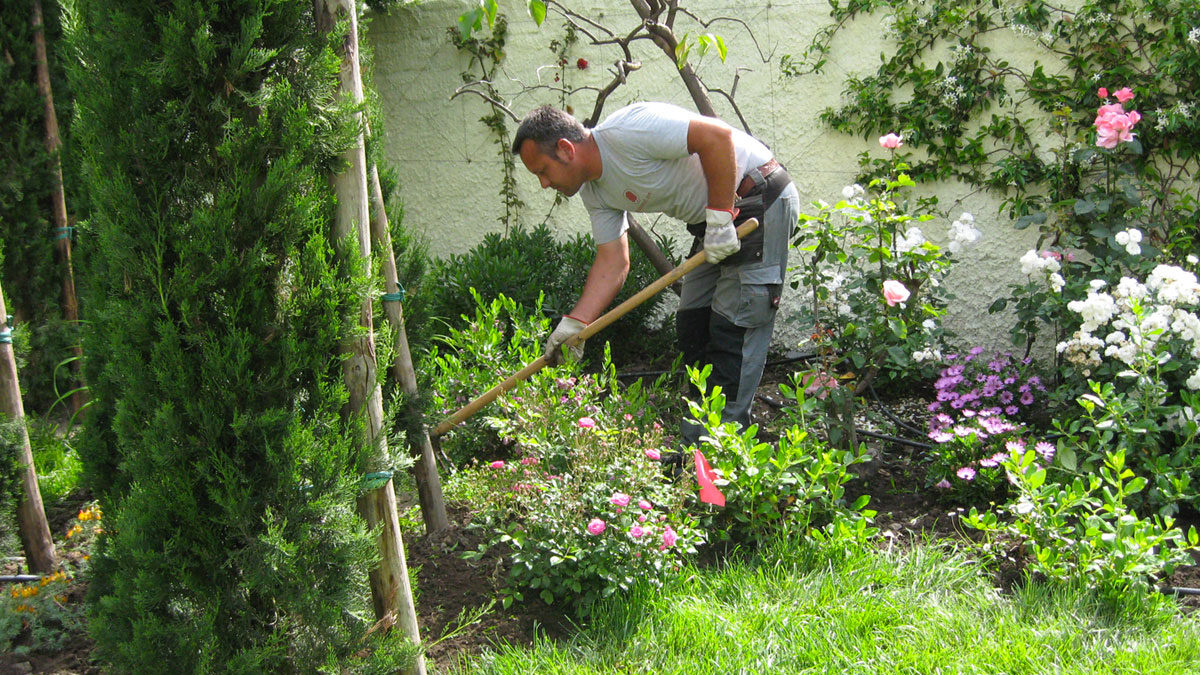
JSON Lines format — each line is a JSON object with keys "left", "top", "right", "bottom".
{"left": 454, "top": 538, "right": 1200, "bottom": 675}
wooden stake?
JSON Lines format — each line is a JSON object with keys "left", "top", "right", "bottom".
{"left": 32, "top": 0, "right": 87, "bottom": 416}
{"left": 366, "top": 148, "right": 449, "bottom": 535}
{"left": 0, "top": 287, "right": 56, "bottom": 573}
{"left": 315, "top": 2, "right": 425, "bottom": 671}
{"left": 432, "top": 219, "right": 759, "bottom": 437}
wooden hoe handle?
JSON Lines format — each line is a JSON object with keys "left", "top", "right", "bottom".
{"left": 431, "top": 218, "right": 760, "bottom": 437}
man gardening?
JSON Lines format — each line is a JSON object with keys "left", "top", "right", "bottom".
{"left": 511, "top": 102, "right": 798, "bottom": 447}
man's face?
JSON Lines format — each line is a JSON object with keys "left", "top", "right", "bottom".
{"left": 518, "top": 139, "right": 584, "bottom": 197}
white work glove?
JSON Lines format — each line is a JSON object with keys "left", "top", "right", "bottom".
{"left": 544, "top": 315, "right": 588, "bottom": 366}
{"left": 703, "top": 207, "right": 740, "bottom": 263}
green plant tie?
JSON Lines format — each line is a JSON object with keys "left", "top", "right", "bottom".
{"left": 54, "top": 226, "right": 74, "bottom": 241}
{"left": 0, "top": 328, "right": 10, "bottom": 344}
{"left": 361, "top": 470, "right": 394, "bottom": 491}
{"left": 381, "top": 285, "right": 405, "bottom": 303}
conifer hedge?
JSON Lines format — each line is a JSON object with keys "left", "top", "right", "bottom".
{"left": 69, "top": 1, "right": 405, "bottom": 669}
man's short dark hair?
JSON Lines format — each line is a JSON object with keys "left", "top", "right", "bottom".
{"left": 511, "top": 105, "right": 586, "bottom": 156}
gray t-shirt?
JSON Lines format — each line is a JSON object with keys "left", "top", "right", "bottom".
{"left": 579, "top": 102, "right": 773, "bottom": 245}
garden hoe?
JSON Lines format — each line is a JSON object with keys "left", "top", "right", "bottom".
{"left": 432, "top": 218, "right": 760, "bottom": 437}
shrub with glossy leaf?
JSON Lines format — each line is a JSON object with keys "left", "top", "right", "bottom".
{"left": 686, "top": 365, "right": 877, "bottom": 546}
{"left": 427, "top": 224, "right": 677, "bottom": 363}
{"left": 964, "top": 448, "right": 1198, "bottom": 600}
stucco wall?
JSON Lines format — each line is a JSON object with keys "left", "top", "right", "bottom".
{"left": 364, "top": 1, "right": 1053, "bottom": 355}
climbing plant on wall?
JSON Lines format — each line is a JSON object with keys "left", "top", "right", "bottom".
{"left": 797, "top": 0, "right": 1199, "bottom": 260}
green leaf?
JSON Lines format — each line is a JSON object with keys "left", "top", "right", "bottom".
{"left": 697, "top": 33, "right": 728, "bottom": 62}
{"left": 1073, "top": 198, "right": 1095, "bottom": 215}
{"left": 483, "top": 0, "right": 499, "bottom": 27}
{"left": 457, "top": 8, "right": 482, "bottom": 38}
{"left": 675, "top": 33, "right": 691, "bottom": 68}
{"left": 988, "top": 297, "right": 1008, "bottom": 313}
{"left": 1014, "top": 212, "right": 1046, "bottom": 230}
{"left": 540, "top": 589, "right": 554, "bottom": 604}
{"left": 527, "top": 0, "right": 547, "bottom": 25}
{"left": 1058, "top": 446, "right": 1077, "bottom": 472}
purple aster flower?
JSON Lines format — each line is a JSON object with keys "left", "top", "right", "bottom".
{"left": 999, "top": 391, "right": 1014, "bottom": 404}
{"left": 935, "top": 479, "right": 952, "bottom": 489}
{"left": 979, "top": 456, "right": 1000, "bottom": 468}
{"left": 951, "top": 399, "right": 966, "bottom": 409}
{"left": 928, "top": 401, "right": 942, "bottom": 412}
{"left": 957, "top": 466, "right": 977, "bottom": 481}
{"left": 1020, "top": 391, "right": 1035, "bottom": 406}
{"left": 1005, "top": 405, "right": 1020, "bottom": 416}
{"left": 970, "top": 346, "right": 985, "bottom": 355}
{"left": 1035, "top": 441, "right": 1056, "bottom": 462}
{"left": 937, "top": 389, "right": 957, "bottom": 402}
{"left": 929, "top": 430, "right": 954, "bottom": 443}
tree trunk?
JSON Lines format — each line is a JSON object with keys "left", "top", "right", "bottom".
{"left": 0, "top": 288, "right": 56, "bottom": 574}
{"left": 366, "top": 155, "right": 449, "bottom": 535}
{"left": 315, "top": 2, "right": 425, "bottom": 671}
{"left": 32, "top": 0, "right": 86, "bottom": 417}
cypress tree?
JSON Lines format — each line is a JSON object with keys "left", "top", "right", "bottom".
{"left": 70, "top": 1, "right": 407, "bottom": 669}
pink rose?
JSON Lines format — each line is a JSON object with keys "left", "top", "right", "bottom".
{"left": 577, "top": 416, "right": 596, "bottom": 429}
{"left": 586, "top": 518, "right": 606, "bottom": 535}
{"left": 1097, "top": 87, "right": 1108, "bottom": 98}
{"left": 882, "top": 279, "right": 910, "bottom": 306}
{"left": 879, "top": 133, "right": 903, "bottom": 149}
{"left": 628, "top": 525, "right": 645, "bottom": 539}
{"left": 644, "top": 448, "right": 661, "bottom": 461}
{"left": 610, "top": 492, "right": 631, "bottom": 507}
{"left": 660, "top": 526, "right": 678, "bottom": 550}
{"left": 1094, "top": 102, "right": 1140, "bottom": 148}
{"left": 1113, "top": 87, "right": 1133, "bottom": 103}
{"left": 490, "top": 460, "right": 505, "bottom": 469}
{"left": 638, "top": 499, "right": 653, "bottom": 511}
{"left": 638, "top": 515, "right": 647, "bottom": 523}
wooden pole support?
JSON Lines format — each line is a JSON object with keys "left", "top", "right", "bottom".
{"left": 431, "top": 218, "right": 759, "bottom": 437}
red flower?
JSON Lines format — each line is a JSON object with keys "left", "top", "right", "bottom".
{"left": 576, "top": 58, "right": 589, "bottom": 70}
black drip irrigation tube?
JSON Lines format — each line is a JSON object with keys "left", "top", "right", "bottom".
{"left": 1161, "top": 585, "right": 1200, "bottom": 597}
{"left": 755, "top": 393, "right": 933, "bottom": 450}
{"left": 1, "top": 575, "right": 43, "bottom": 583}
{"left": 615, "top": 349, "right": 818, "bottom": 381}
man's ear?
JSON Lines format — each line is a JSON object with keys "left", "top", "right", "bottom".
{"left": 555, "top": 138, "right": 575, "bottom": 162}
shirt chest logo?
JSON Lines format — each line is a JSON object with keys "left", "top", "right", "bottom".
{"left": 625, "top": 190, "right": 639, "bottom": 203}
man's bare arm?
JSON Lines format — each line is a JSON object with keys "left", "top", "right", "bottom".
{"left": 687, "top": 118, "right": 737, "bottom": 210}
{"left": 569, "top": 234, "right": 630, "bottom": 322}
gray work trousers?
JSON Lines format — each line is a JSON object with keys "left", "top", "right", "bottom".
{"left": 677, "top": 165, "right": 798, "bottom": 446}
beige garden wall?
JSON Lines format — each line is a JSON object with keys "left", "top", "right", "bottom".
{"left": 364, "top": 0, "right": 1061, "bottom": 356}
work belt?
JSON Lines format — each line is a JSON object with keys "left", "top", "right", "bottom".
{"left": 687, "top": 159, "right": 790, "bottom": 266}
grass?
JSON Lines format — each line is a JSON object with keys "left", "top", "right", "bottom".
{"left": 453, "top": 536, "right": 1200, "bottom": 675}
